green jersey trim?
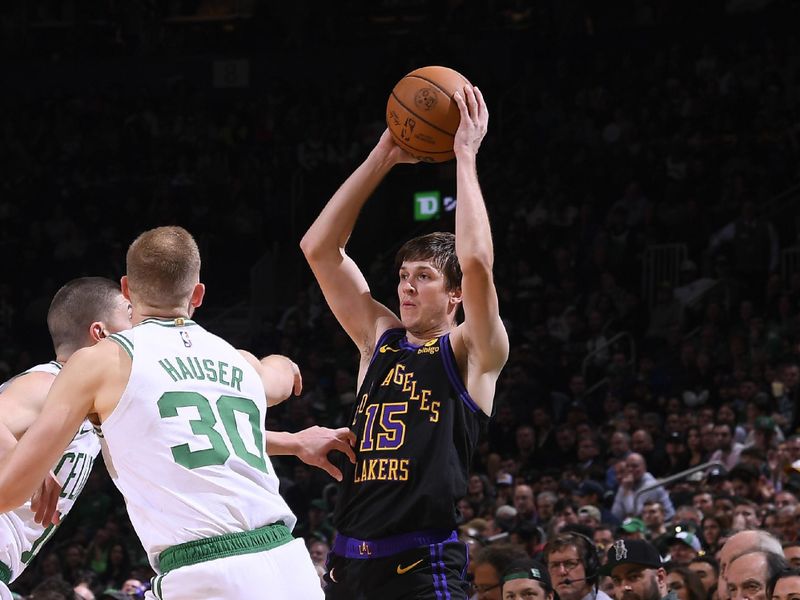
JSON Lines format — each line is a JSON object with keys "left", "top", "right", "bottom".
{"left": 108, "top": 333, "right": 134, "bottom": 358}
{"left": 158, "top": 521, "right": 292, "bottom": 574}
{"left": 137, "top": 318, "right": 197, "bottom": 328}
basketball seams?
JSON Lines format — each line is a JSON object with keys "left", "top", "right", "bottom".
{"left": 386, "top": 66, "right": 470, "bottom": 162}
{"left": 389, "top": 91, "right": 457, "bottom": 139}
{"left": 407, "top": 73, "right": 468, "bottom": 98}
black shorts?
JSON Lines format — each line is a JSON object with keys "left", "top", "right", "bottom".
{"left": 323, "top": 538, "right": 470, "bottom": 600}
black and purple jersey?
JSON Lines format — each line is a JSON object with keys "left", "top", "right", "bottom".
{"left": 333, "top": 328, "right": 488, "bottom": 540}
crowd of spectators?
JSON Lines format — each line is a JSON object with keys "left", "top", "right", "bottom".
{"left": 2, "top": 1, "right": 800, "bottom": 599}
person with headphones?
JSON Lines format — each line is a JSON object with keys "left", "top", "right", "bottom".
{"left": 544, "top": 531, "right": 611, "bottom": 600}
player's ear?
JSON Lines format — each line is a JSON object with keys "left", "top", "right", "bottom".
{"left": 120, "top": 276, "right": 131, "bottom": 301}
{"left": 89, "top": 321, "right": 108, "bottom": 342}
{"left": 449, "top": 286, "right": 463, "bottom": 305}
{"left": 189, "top": 283, "right": 205, "bottom": 310}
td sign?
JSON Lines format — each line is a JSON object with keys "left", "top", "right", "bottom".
{"left": 414, "top": 191, "right": 441, "bottom": 221}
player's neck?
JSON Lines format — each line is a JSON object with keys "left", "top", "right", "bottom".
{"left": 132, "top": 307, "right": 191, "bottom": 325}
{"left": 405, "top": 322, "right": 453, "bottom": 346}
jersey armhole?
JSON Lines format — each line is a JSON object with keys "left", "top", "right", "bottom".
{"left": 367, "top": 328, "right": 405, "bottom": 367}
{"left": 439, "top": 334, "right": 482, "bottom": 415}
{"left": 108, "top": 333, "right": 134, "bottom": 359}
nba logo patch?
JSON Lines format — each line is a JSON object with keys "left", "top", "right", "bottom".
{"left": 180, "top": 331, "right": 192, "bottom": 348}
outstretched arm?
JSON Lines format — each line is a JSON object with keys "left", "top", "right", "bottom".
{"left": 451, "top": 86, "right": 509, "bottom": 415}
{"left": 267, "top": 427, "right": 356, "bottom": 481}
{"left": 239, "top": 351, "right": 302, "bottom": 407}
{"left": 0, "top": 374, "right": 67, "bottom": 526}
{"left": 0, "top": 347, "right": 101, "bottom": 513}
{"left": 300, "top": 133, "right": 413, "bottom": 363}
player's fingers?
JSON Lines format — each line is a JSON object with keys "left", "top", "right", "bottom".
{"left": 464, "top": 86, "right": 479, "bottom": 119}
{"left": 332, "top": 437, "right": 357, "bottom": 464}
{"left": 47, "top": 490, "right": 61, "bottom": 526}
{"left": 31, "top": 490, "right": 42, "bottom": 523}
{"left": 292, "top": 365, "right": 303, "bottom": 396}
{"left": 334, "top": 427, "right": 357, "bottom": 446}
{"left": 475, "top": 86, "right": 489, "bottom": 121}
{"left": 452, "top": 89, "right": 467, "bottom": 116}
{"left": 318, "top": 458, "right": 344, "bottom": 482}
{"left": 32, "top": 481, "right": 58, "bottom": 526}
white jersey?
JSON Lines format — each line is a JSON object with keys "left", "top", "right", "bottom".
{"left": 0, "top": 362, "right": 100, "bottom": 581}
{"left": 103, "top": 318, "right": 295, "bottom": 571}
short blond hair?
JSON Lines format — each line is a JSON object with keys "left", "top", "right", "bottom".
{"left": 126, "top": 226, "right": 200, "bottom": 307}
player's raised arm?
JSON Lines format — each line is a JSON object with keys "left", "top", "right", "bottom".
{"left": 451, "top": 86, "right": 509, "bottom": 415}
{"left": 300, "top": 132, "right": 414, "bottom": 359}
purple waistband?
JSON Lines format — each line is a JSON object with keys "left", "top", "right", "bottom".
{"left": 332, "top": 529, "right": 457, "bottom": 559}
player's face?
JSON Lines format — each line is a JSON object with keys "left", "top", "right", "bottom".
{"left": 397, "top": 261, "right": 456, "bottom": 332}
{"left": 105, "top": 293, "right": 133, "bottom": 335}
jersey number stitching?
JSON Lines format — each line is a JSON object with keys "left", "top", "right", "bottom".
{"left": 158, "top": 391, "right": 268, "bottom": 473}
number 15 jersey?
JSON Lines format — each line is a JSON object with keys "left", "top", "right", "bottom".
{"left": 104, "top": 318, "right": 295, "bottom": 571}
{"left": 333, "top": 328, "right": 488, "bottom": 540}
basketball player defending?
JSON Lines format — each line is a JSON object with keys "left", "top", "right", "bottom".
{"left": 0, "top": 227, "right": 341, "bottom": 599}
{"left": 0, "top": 277, "right": 130, "bottom": 600}
{"left": 301, "top": 85, "right": 508, "bottom": 599}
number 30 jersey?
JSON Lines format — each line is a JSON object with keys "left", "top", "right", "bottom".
{"left": 333, "top": 328, "right": 488, "bottom": 540}
{"left": 104, "top": 318, "right": 295, "bottom": 571}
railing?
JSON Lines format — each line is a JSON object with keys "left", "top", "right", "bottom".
{"left": 584, "top": 376, "right": 609, "bottom": 398}
{"left": 642, "top": 243, "right": 687, "bottom": 308}
{"left": 634, "top": 461, "right": 725, "bottom": 505}
{"left": 581, "top": 331, "right": 636, "bottom": 380}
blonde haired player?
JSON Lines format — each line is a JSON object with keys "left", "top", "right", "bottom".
{"left": 0, "top": 226, "right": 349, "bottom": 599}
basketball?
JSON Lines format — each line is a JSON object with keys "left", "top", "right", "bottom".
{"left": 386, "top": 65, "right": 471, "bottom": 163}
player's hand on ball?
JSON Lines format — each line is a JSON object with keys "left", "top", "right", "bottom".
{"left": 376, "top": 129, "right": 419, "bottom": 165}
{"left": 453, "top": 86, "right": 488, "bottom": 158}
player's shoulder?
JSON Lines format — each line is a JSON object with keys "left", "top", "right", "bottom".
{"left": 447, "top": 324, "right": 467, "bottom": 358}
{"left": 70, "top": 338, "right": 131, "bottom": 370}
{"left": 0, "top": 369, "right": 56, "bottom": 403}
{"left": 236, "top": 349, "right": 261, "bottom": 371}
{"left": 4, "top": 369, "right": 57, "bottom": 388}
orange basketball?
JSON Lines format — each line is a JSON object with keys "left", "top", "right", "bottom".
{"left": 386, "top": 66, "right": 471, "bottom": 163}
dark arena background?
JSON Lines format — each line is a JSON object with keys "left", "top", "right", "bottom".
{"left": 1, "top": 1, "right": 800, "bottom": 598}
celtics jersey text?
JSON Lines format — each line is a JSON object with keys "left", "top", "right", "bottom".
{"left": 333, "top": 329, "right": 487, "bottom": 539}
{"left": 104, "top": 319, "right": 295, "bottom": 571}
{"left": 0, "top": 362, "right": 100, "bottom": 581}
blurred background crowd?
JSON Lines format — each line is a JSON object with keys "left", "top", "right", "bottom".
{"left": 2, "top": 1, "right": 800, "bottom": 599}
